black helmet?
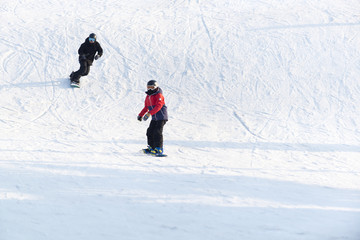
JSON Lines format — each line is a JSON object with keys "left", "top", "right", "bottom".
{"left": 89, "top": 33, "right": 97, "bottom": 40}
{"left": 147, "top": 80, "right": 158, "bottom": 88}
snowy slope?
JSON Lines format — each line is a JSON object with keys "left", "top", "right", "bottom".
{"left": 1, "top": 0, "right": 360, "bottom": 239}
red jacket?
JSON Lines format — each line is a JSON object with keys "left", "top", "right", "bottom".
{"left": 139, "top": 88, "right": 168, "bottom": 121}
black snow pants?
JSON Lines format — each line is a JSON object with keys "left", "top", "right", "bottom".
{"left": 147, "top": 120, "right": 167, "bottom": 149}
{"left": 72, "top": 59, "right": 91, "bottom": 82}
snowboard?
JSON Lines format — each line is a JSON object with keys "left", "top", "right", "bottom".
{"left": 153, "top": 153, "right": 167, "bottom": 157}
{"left": 69, "top": 71, "right": 80, "bottom": 88}
{"left": 70, "top": 81, "right": 80, "bottom": 88}
{"left": 142, "top": 149, "right": 167, "bottom": 157}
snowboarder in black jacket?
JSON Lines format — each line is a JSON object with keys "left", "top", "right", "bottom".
{"left": 70, "top": 33, "right": 103, "bottom": 84}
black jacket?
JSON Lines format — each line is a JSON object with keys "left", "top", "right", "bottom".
{"left": 78, "top": 37, "right": 103, "bottom": 63}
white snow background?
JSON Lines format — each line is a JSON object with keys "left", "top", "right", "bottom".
{"left": 1, "top": 0, "right": 360, "bottom": 239}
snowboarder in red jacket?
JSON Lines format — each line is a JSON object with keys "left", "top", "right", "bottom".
{"left": 138, "top": 80, "right": 168, "bottom": 155}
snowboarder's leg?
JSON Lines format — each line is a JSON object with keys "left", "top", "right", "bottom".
{"left": 82, "top": 64, "right": 91, "bottom": 76}
{"left": 71, "top": 60, "right": 88, "bottom": 83}
{"left": 153, "top": 120, "right": 167, "bottom": 149}
{"left": 144, "top": 120, "right": 167, "bottom": 157}
{"left": 146, "top": 120, "right": 157, "bottom": 149}
{"left": 146, "top": 120, "right": 167, "bottom": 155}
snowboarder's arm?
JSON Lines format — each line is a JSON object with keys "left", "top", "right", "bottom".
{"left": 148, "top": 93, "right": 165, "bottom": 115}
{"left": 78, "top": 43, "right": 86, "bottom": 55}
{"left": 96, "top": 42, "right": 103, "bottom": 57}
{"left": 138, "top": 106, "right": 148, "bottom": 117}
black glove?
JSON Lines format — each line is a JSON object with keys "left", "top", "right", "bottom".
{"left": 137, "top": 115, "right": 142, "bottom": 121}
{"left": 95, "top": 54, "right": 101, "bottom": 60}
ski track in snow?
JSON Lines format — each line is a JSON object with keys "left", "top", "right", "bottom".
{"left": 1, "top": 0, "right": 360, "bottom": 239}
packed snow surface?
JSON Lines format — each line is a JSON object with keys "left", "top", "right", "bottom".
{"left": 1, "top": 0, "right": 360, "bottom": 239}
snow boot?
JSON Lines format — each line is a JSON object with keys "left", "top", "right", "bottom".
{"left": 151, "top": 147, "right": 164, "bottom": 156}
{"left": 143, "top": 146, "right": 153, "bottom": 154}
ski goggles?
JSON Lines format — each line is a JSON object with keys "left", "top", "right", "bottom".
{"left": 89, "top": 37, "right": 95, "bottom": 42}
{"left": 147, "top": 85, "right": 157, "bottom": 90}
